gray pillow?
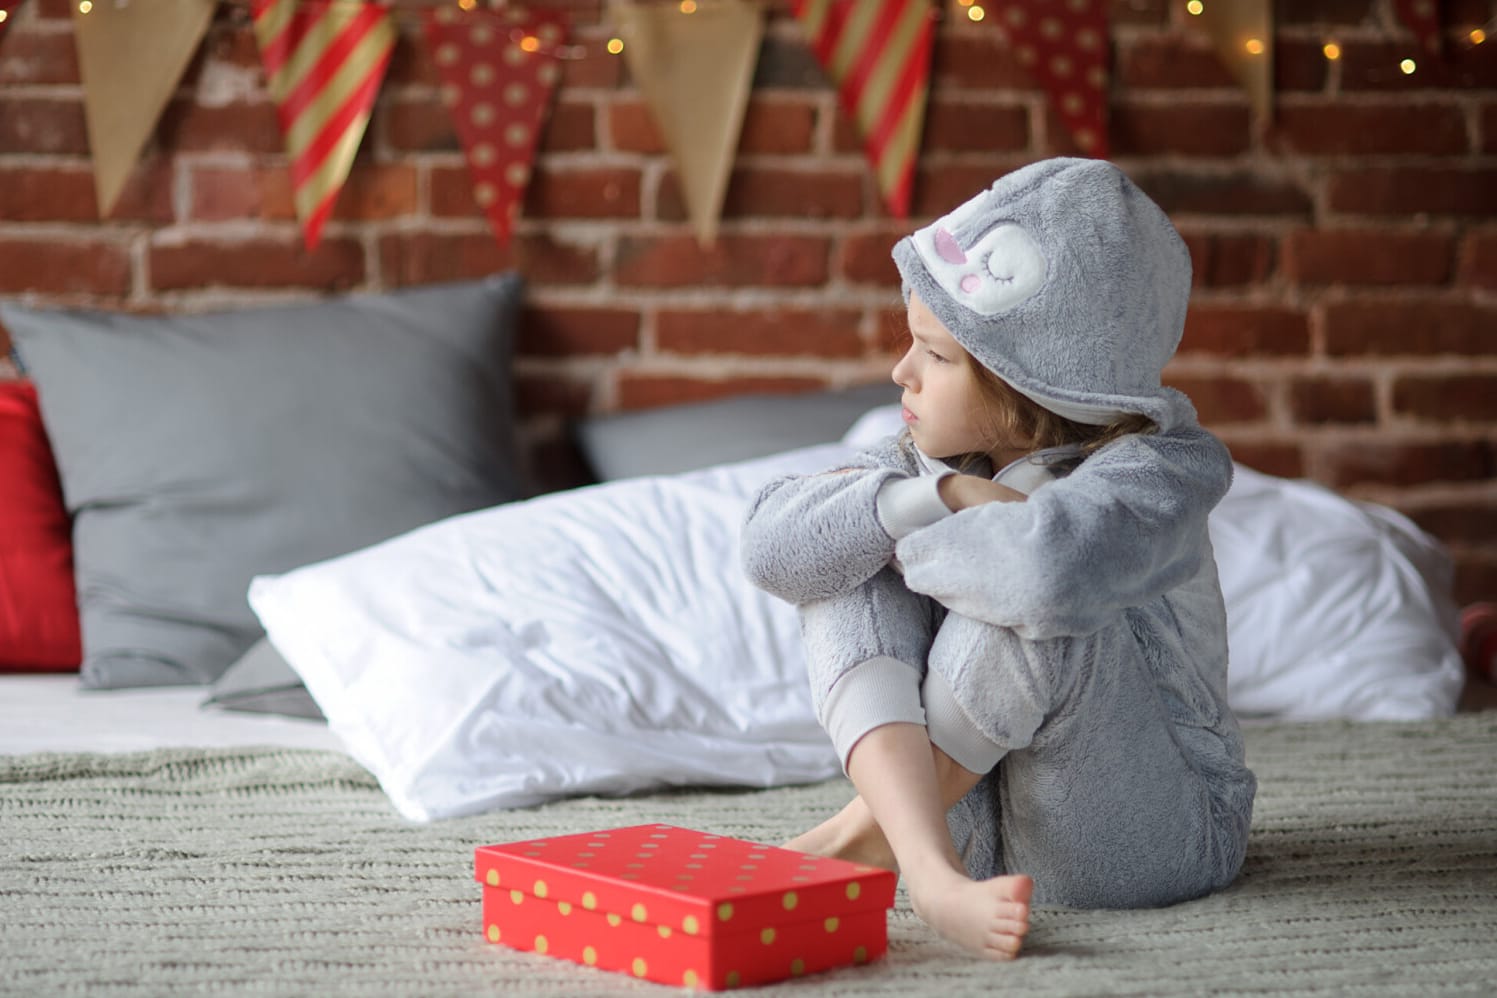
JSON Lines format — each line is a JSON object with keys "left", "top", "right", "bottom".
{"left": 576, "top": 381, "right": 899, "bottom": 481}
{"left": 3, "top": 274, "right": 525, "bottom": 688}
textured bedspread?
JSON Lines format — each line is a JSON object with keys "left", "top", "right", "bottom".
{"left": 2, "top": 715, "right": 1494, "bottom": 997}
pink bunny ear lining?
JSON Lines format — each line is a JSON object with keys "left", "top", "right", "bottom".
{"left": 933, "top": 227, "right": 966, "bottom": 264}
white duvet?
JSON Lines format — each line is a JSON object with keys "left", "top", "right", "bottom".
{"left": 250, "top": 410, "right": 1465, "bottom": 821}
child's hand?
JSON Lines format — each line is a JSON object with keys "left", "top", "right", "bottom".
{"left": 939, "top": 474, "right": 1028, "bottom": 511}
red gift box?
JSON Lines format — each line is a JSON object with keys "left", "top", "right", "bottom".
{"left": 474, "top": 823, "right": 897, "bottom": 990}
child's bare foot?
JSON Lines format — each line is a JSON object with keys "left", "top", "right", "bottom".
{"left": 784, "top": 796, "right": 898, "bottom": 871}
{"left": 907, "top": 864, "right": 1033, "bottom": 960}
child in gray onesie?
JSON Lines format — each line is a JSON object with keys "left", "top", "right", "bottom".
{"left": 741, "top": 158, "right": 1257, "bottom": 960}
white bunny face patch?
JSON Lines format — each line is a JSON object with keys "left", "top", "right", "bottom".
{"left": 910, "top": 194, "right": 1047, "bottom": 317}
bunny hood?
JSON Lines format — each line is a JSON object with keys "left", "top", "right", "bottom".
{"left": 893, "top": 158, "right": 1197, "bottom": 431}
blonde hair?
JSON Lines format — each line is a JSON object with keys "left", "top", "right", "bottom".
{"left": 967, "top": 362, "right": 1157, "bottom": 457}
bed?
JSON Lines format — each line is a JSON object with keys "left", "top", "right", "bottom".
{"left": 2, "top": 280, "right": 1493, "bottom": 995}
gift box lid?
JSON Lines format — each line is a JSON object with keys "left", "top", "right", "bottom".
{"left": 474, "top": 824, "right": 895, "bottom": 935}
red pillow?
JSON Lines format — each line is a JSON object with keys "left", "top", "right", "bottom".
{"left": 0, "top": 380, "right": 81, "bottom": 670}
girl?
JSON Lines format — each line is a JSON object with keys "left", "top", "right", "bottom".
{"left": 741, "top": 158, "right": 1256, "bottom": 960}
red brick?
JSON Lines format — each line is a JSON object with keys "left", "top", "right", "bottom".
{"left": 922, "top": 100, "right": 1030, "bottom": 153}
{"left": 383, "top": 29, "right": 439, "bottom": 88}
{"left": 614, "top": 235, "right": 829, "bottom": 288}
{"left": 1179, "top": 306, "right": 1310, "bottom": 357}
{"left": 655, "top": 309, "right": 864, "bottom": 358}
{"left": 1162, "top": 375, "right": 1269, "bottom": 425}
{"left": 607, "top": 101, "right": 665, "bottom": 154}
{"left": 615, "top": 374, "right": 828, "bottom": 411}
{"left": 1484, "top": 102, "right": 1497, "bottom": 154}
{"left": 1458, "top": 232, "right": 1497, "bottom": 289}
{"left": 1405, "top": 500, "right": 1497, "bottom": 548}
{"left": 517, "top": 307, "right": 640, "bottom": 358}
{"left": 1179, "top": 231, "right": 1277, "bottom": 287}
{"left": 540, "top": 101, "right": 598, "bottom": 154}
{"left": 330, "top": 164, "right": 419, "bottom": 221}
{"left": 1393, "top": 375, "right": 1497, "bottom": 423}
{"left": 149, "top": 237, "right": 365, "bottom": 291}
{"left": 1219, "top": 437, "right": 1305, "bottom": 479}
{"left": 912, "top": 162, "right": 1030, "bottom": 218}
{"left": 156, "top": 99, "right": 284, "bottom": 154}
{"left": 1106, "top": 0, "right": 1168, "bottom": 26}
{"left": 1340, "top": 38, "right": 1497, "bottom": 91}
{"left": 0, "top": 96, "right": 89, "bottom": 154}
{"left": 381, "top": 97, "right": 457, "bottom": 153}
{"left": 1274, "top": 102, "right": 1467, "bottom": 156}
{"left": 1328, "top": 167, "right": 1497, "bottom": 217}
{"left": 752, "top": 34, "right": 835, "bottom": 89}
{"left": 1114, "top": 38, "right": 1235, "bottom": 89}
{"left": 560, "top": 39, "right": 626, "bottom": 90}
{"left": 658, "top": 167, "right": 865, "bottom": 222}
{"left": 1273, "top": 0, "right": 1374, "bottom": 26}
{"left": 1131, "top": 170, "right": 1313, "bottom": 218}
{"left": 1323, "top": 301, "right": 1497, "bottom": 356}
{"left": 0, "top": 166, "right": 101, "bottom": 222}
{"left": 190, "top": 165, "right": 295, "bottom": 222}
{"left": 522, "top": 431, "right": 596, "bottom": 495}
{"left": 1289, "top": 376, "right": 1377, "bottom": 425}
{"left": 526, "top": 167, "right": 642, "bottom": 219}
{"left": 379, "top": 232, "right": 601, "bottom": 287}
{"left": 1271, "top": 39, "right": 1336, "bottom": 93}
{"left": 514, "top": 372, "right": 595, "bottom": 419}
{"left": 0, "top": 26, "right": 78, "bottom": 84}
{"left": 1454, "top": 555, "right": 1497, "bottom": 609}
{"left": 0, "top": 238, "right": 131, "bottom": 295}
{"left": 934, "top": 32, "right": 1042, "bottom": 91}
{"left": 839, "top": 228, "right": 907, "bottom": 286}
{"left": 1317, "top": 438, "right": 1494, "bottom": 488}
{"left": 1283, "top": 229, "right": 1453, "bottom": 286}
{"left": 1111, "top": 103, "right": 1252, "bottom": 157}
{"left": 739, "top": 98, "right": 818, "bottom": 155}
{"left": 100, "top": 158, "right": 178, "bottom": 224}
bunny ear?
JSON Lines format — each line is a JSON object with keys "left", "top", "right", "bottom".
{"left": 933, "top": 227, "right": 967, "bottom": 264}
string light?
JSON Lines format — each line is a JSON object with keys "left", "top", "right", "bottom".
{"left": 1244, "top": 37, "right": 1264, "bottom": 56}
{"left": 679, "top": 0, "right": 697, "bottom": 13}
{"left": 606, "top": 37, "right": 624, "bottom": 55}
{"left": 77, "top": 0, "right": 93, "bottom": 13}
{"left": 967, "top": 4, "right": 985, "bottom": 22}
{"left": 0, "top": 10, "right": 8, "bottom": 24}
{"left": 1400, "top": 57, "right": 1417, "bottom": 74}
{"left": 1186, "top": 1, "right": 1204, "bottom": 15}
{"left": 1322, "top": 41, "right": 1341, "bottom": 60}
{"left": 1471, "top": 28, "right": 1487, "bottom": 45}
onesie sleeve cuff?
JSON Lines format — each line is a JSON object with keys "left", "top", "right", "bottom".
{"left": 923, "top": 667, "right": 1006, "bottom": 775}
{"left": 875, "top": 472, "right": 955, "bottom": 540}
{"left": 821, "top": 655, "right": 927, "bottom": 774}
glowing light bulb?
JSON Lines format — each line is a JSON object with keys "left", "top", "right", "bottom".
{"left": 458, "top": 0, "right": 477, "bottom": 10}
{"left": 968, "top": 4, "right": 985, "bottom": 21}
{"left": 0, "top": 10, "right": 9, "bottom": 23}
{"left": 78, "top": 0, "right": 93, "bottom": 13}
{"left": 606, "top": 37, "right": 624, "bottom": 55}
{"left": 1470, "top": 29, "right": 1487, "bottom": 45}
{"left": 680, "top": 0, "right": 697, "bottom": 12}
{"left": 1244, "top": 38, "right": 1265, "bottom": 55}
{"left": 1186, "top": 1, "right": 1204, "bottom": 15}
{"left": 1400, "top": 57, "right": 1417, "bottom": 74}
{"left": 1323, "top": 42, "right": 1342, "bottom": 60}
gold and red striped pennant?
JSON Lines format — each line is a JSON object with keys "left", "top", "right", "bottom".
{"left": 251, "top": 0, "right": 395, "bottom": 250}
{"left": 791, "top": 0, "right": 933, "bottom": 217}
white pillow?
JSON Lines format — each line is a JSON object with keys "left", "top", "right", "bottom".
{"left": 249, "top": 444, "right": 852, "bottom": 821}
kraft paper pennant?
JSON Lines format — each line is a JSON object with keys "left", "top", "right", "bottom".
{"left": 614, "top": 0, "right": 764, "bottom": 247}
{"left": 72, "top": 0, "right": 216, "bottom": 216}
{"left": 425, "top": 5, "right": 568, "bottom": 245}
{"left": 1192, "top": 0, "right": 1274, "bottom": 122}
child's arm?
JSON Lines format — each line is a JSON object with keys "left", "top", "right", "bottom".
{"left": 896, "top": 426, "right": 1233, "bottom": 639}
{"left": 741, "top": 435, "right": 921, "bottom": 604}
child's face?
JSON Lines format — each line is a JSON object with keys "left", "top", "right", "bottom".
{"left": 893, "top": 292, "right": 1008, "bottom": 462}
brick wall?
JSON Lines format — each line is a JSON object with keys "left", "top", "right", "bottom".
{"left": 0, "top": 0, "right": 1493, "bottom": 603}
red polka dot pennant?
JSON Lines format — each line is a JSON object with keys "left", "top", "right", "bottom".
{"left": 424, "top": 5, "right": 568, "bottom": 246}
{"left": 990, "top": 0, "right": 1110, "bottom": 158}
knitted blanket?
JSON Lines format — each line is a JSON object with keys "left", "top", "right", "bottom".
{"left": 2, "top": 715, "right": 1494, "bottom": 996}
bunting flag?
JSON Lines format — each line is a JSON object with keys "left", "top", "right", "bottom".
{"left": 990, "top": 0, "right": 1110, "bottom": 158}
{"left": 251, "top": 0, "right": 396, "bottom": 250}
{"left": 425, "top": 5, "right": 567, "bottom": 245}
{"left": 72, "top": 0, "right": 216, "bottom": 216}
{"left": 1191, "top": 0, "right": 1274, "bottom": 123}
{"left": 614, "top": 0, "right": 763, "bottom": 246}
{"left": 0, "top": 1, "right": 25, "bottom": 44}
{"left": 1393, "top": 0, "right": 1444, "bottom": 59}
{"left": 791, "top": 0, "right": 932, "bottom": 217}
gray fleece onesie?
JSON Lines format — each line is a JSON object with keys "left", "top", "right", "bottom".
{"left": 740, "top": 158, "right": 1256, "bottom": 910}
